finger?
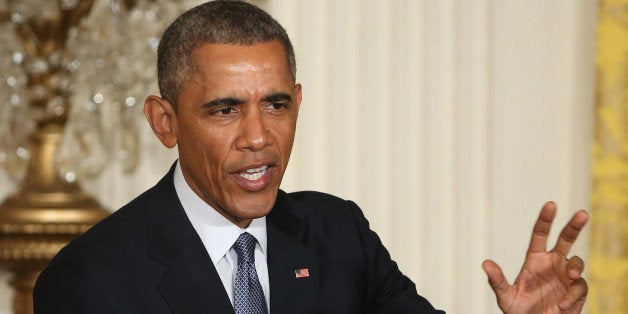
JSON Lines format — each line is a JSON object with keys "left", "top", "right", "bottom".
{"left": 558, "top": 277, "right": 588, "bottom": 310}
{"left": 482, "top": 259, "right": 510, "bottom": 297}
{"left": 528, "top": 201, "right": 557, "bottom": 254}
{"left": 565, "top": 255, "right": 585, "bottom": 280}
{"left": 551, "top": 210, "right": 588, "bottom": 258}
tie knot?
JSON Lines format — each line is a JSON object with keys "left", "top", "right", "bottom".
{"left": 233, "top": 232, "right": 257, "bottom": 263}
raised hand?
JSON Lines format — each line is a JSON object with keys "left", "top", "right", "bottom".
{"left": 483, "top": 201, "right": 589, "bottom": 313}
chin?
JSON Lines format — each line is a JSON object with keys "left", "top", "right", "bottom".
{"left": 223, "top": 183, "right": 280, "bottom": 220}
{"left": 241, "top": 194, "right": 277, "bottom": 217}
{"left": 245, "top": 200, "right": 275, "bottom": 217}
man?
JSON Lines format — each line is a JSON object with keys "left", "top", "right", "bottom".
{"left": 33, "top": 1, "right": 588, "bottom": 313}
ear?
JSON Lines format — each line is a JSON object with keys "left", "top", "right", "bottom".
{"left": 294, "top": 83, "right": 302, "bottom": 113}
{"left": 143, "top": 95, "right": 178, "bottom": 148}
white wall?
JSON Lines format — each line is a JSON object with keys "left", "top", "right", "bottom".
{"left": 0, "top": 0, "right": 597, "bottom": 313}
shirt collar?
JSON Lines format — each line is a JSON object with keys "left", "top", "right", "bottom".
{"left": 173, "top": 161, "right": 268, "bottom": 266}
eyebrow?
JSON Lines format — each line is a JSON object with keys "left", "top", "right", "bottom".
{"left": 201, "top": 97, "right": 245, "bottom": 110}
{"left": 263, "top": 92, "right": 292, "bottom": 103}
{"left": 201, "top": 92, "right": 293, "bottom": 109}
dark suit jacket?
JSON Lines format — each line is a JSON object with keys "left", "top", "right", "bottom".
{"left": 33, "top": 166, "right": 443, "bottom": 313}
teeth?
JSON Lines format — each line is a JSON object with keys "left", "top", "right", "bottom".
{"left": 240, "top": 165, "right": 268, "bottom": 181}
{"left": 245, "top": 165, "right": 268, "bottom": 173}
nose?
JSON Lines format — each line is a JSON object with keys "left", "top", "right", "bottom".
{"left": 235, "top": 108, "right": 272, "bottom": 151}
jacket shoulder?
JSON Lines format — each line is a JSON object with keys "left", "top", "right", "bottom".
{"left": 46, "top": 174, "right": 178, "bottom": 272}
{"left": 283, "top": 190, "right": 356, "bottom": 211}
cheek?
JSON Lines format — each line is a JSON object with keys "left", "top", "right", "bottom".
{"left": 275, "top": 125, "right": 297, "bottom": 159}
{"left": 277, "top": 119, "right": 297, "bottom": 143}
{"left": 180, "top": 125, "right": 230, "bottom": 162}
{"left": 200, "top": 129, "right": 239, "bottom": 169}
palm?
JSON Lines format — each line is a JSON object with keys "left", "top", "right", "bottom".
{"left": 483, "top": 202, "right": 588, "bottom": 314}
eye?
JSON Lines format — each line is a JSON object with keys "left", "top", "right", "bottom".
{"left": 265, "top": 102, "right": 288, "bottom": 111}
{"left": 212, "top": 106, "right": 237, "bottom": 116}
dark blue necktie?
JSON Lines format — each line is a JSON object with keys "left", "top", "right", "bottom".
{"left": 233, "top": 232, "right": 268, "bottom": 314}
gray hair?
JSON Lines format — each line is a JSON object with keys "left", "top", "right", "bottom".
{"left": 157, "top": 0, "right": 296, "bottom": 109}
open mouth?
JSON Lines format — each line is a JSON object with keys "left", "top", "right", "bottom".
{"left": 239, "top": 165, "right": 268, "bottom": 181}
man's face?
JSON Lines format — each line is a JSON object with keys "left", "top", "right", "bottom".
{"left": 174, "top": 41, "right": 301, "bottom": 227}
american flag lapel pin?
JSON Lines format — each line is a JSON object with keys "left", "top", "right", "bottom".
{"left": 295, "top": 268, "right": 309, "bottom": 278}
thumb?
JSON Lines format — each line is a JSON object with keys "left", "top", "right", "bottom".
{"left": 483, "top": 259, "right": 510, "bottom": 297}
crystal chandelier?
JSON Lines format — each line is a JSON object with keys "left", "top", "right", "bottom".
{"left": 0, "top": 0, "right": 197, "bottom": 184}
{"left": 0, "top": 1, "right": 199, "bottom": 313}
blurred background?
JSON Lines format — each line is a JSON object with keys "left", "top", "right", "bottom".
{"left": 0, "top": 0, "right": 625, "bottom": 313}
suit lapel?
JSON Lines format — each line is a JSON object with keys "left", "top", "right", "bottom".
{"left": 157, "top": 235, "right": 234, "bottom": 313}
{"left": 146, "top": 164, "right": 234, "bottom": 314}
{"left": 266, "top": 192, "right": 320, "bottom": 314}
{"left": 144, "top": 166, "right": 320, "bottom": 313}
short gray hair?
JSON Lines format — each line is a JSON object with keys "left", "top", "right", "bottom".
{"left": 157, "top": 0, "right": 296, "bottom": 109}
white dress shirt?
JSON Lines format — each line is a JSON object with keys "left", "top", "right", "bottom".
{"left": 173, "top": 162, "right": 270, "bottom": 310}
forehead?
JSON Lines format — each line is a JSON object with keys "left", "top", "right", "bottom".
{"left": 176, "top": 41, "right": 295, "bottom": 107}
{"left": 191, "top": 41, "right": 291, "bottom": 80}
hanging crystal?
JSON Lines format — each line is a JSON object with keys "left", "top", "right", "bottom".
{"left": 61, "top": 0, "right": 81, "bottom": 10}
{"left": 55, "top": 91, "right": 110, "bottom": 182}
{"left": 64, "top": 0, "right": 137, "bottom": 178}
{"left": 118, "top": 97, "right": 140, "bottom": 173}
{"left": 0, "top": 21, "right": 32, "bottom": 182}
{"left": 0, "top": 94, "right": 34, "bottom": 182}
{"left": 2, "top": 0, "right": 197, "bottom": 185}
{"left": 7, "top": 0, "right": 60, "bottom": 22}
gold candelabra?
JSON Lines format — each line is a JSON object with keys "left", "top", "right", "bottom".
{"left": 0, "top": 1, "right": 163, "bottom": 312}
{"left": 0, "top": 1, "right": 108, "bottom": 312}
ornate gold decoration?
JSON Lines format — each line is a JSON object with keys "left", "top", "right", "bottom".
{"left": 591, "top": 0, "right": 628, "bottom": 313}
{"left": 0, "top": 1, "right": 108, "bottom": 313}
{"left": 0, "top": 0, "right": 178, "bottom": 312}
